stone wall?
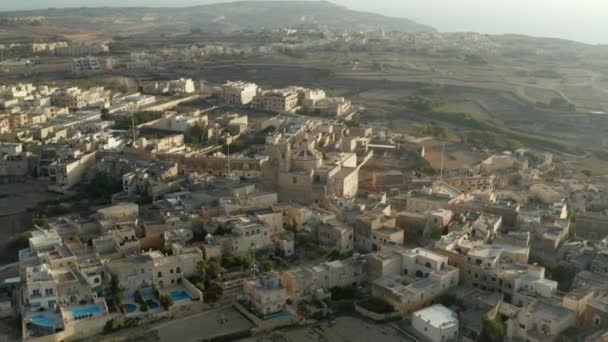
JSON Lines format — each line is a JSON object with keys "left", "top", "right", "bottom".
{"left": 354, "top": 303, "right": 401, "bottom": 322}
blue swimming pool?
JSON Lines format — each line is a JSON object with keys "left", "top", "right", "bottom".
{"left": 170, "top": 290, "right": 190, "bottom": 301}
{"left": 31, "top": 315, "right": 57, "bottom": 327}
{"left": 146, "top": 299, "right": 159, "bottom": 309}
{"left": 72, "top": 305, "right": 101, "bottom": 319}
{"left": 123, "top": 303, "right": 137, "bottom": 314}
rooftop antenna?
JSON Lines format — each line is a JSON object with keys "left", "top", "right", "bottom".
{"left": 440, "top": 142, "right": 445, "bottom": 182}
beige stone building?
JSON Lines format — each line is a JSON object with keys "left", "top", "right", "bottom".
{"left": 314, "top": 221, "right": 354, "bottom": 252}
{"left": 252, "top": 89, "right": 299, "bottom": 112}
{"left": 369, "top": 247, "right": 459, "bottom": 315}
{"left": 507, "top": 300, "right": 576, "bottom": 342}
{"left": 243, "top": 272, "right": 287, "bottom": 316}
{"left": 220, "top": 81, "right": 258, "bottom": 105}
{"left": 281, "top": 256, "right": 367, "bottom": 302}
{"left": 48, "top": 151, "right": 96, "bottom": 189}
{"left": 106, "top": 245, "right": 202, "bottom": 291}
{"left": 433, "top": 232, "right": 557, "bottom": 305}
{"left": 267, "top": 136, "right": 369, "bottom": 204}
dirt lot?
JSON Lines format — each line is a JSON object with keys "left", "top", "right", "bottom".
{"left": 248, "top": 316, "right": 411, "bottom": 342}
{"left": 0, "top": 317, "right": 20, "bottom": 342}
{"left": 422, "top": 139, "right": 486, "bottom": 171}
{"left": 0, "top": 180, "right": 61, "bottom": 264}
{"left": 156, "top": 306, "right": 254, "bottom": 341}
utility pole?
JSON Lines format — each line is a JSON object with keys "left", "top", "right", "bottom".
{"left": 252, "top": 243, "right": 256, "bottom": 279}
{"left": 227, "top": 134, "right": 231, "bottom": 176}
{"left": 131, "top": 112, "right": 136, "bottom": 143}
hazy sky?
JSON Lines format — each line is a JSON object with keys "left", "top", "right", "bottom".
{"left": 1, "top": 0, "right": 607, "bottom": 44}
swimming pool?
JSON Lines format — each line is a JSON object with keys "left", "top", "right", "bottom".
{"left": 31, "top": 315, "right": 57, "bottom": 328}
{"left": 170, "top": 290, "right": 190, "bottom": 301}
{"left": 146, "top": 299, "right": 159, "bottom": 309}
{"left": 264, "top": 311, "right": 291, "bottom": 320}
{"left": 123, "top": 303, "right": 137, "bottom": 314}
{"left": 71, "top": 305, "right": 101, "bottom": 319}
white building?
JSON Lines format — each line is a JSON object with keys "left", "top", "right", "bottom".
{"left": 412, "top": 304, "right": 459, "bottom": 342}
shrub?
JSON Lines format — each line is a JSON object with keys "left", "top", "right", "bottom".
{"left": 103, "top": 319, "right": 114, "bottom": 334}
{"left": 357, "top": 298, "right": 395, "bottom": 314}
{"left": 329, "top": 286, "right": 357, "bottom": 301}
{"left": 480, "top": 319, "right": 505, "bottom": 342}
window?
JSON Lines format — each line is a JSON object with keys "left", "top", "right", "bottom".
{"left": 293, "top": 177, "right": 297, "bottom": 184}
{"left": 176, "top": 267, "right": 181, "bottom": 273}
{"left": 158, "top": 272, "right": 162, "bottom": 278}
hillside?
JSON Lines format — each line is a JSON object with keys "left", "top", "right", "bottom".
{"left": 0, "top": 1, "right": 434, "bottom": 34}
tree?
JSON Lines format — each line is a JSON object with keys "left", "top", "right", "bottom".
{"left": 87, "top": 172, "right": 122, "bottom": 201}
{"left": 480, "top": 319, "right": 505, "bottom": 342}
{"left": 205, "top": 260, "right": 222, "bottom": 280}
{"left": 204, "top": 280, "right": 224, "bottom": 302}
{"left": 438, "top": 292, "right": 464, "bottom": 308}
{"left": 568, "top": 209, "right": 577, "bottom": 223}
{"left": 159, "top": 294, "right": 173, "bottom": 310}
{"left": 548, "top": 263, "right": 577, "bottom": 291}
{"left": 430, "top": 226, "right": 443, "bottom": 239}
{"left": 261, "top": 259, "right": 275, "bottom": 271}
{"left": 185, "top": 123, "right": 208, "bottom": 145}
{"left": 134, "top": 290, "right": 144, "bottom": 305}
{"left": 196, "top": 260, "right": 207, "bottom": 277}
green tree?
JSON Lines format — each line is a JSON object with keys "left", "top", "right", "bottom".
{"left": 159, "top": 294, "right": 173, "bottom": 310}
{"left": 480, "top": 319, "right": 505, "bottom": 342}
{"left": 205, "top": 260, "right": 222, "bottom": 280}
{"left": 185, "top": 123, "right": 208, "bottom": 145}
{"left": 430, "top": 226, "right": 443, "bottom": 239}
{"left": 196, "top": 260, "right": 207, "bottom": 277}
{"left": 204, "top": 280, "right": 224, "bottom": 302}
{"left": 87, "top": 172, "right": 122, "bottom": 201}
{"left": 134, "top": 289, "right": 144, "bottom": 305}
{"left": 548, "top": 264, "right": 577, "bottom": 291}
{"left": 568, "top": 209, "right": 577, "bottom": 223}
{"left": 261, "top": 259, "right": 275, "bottom": 271}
